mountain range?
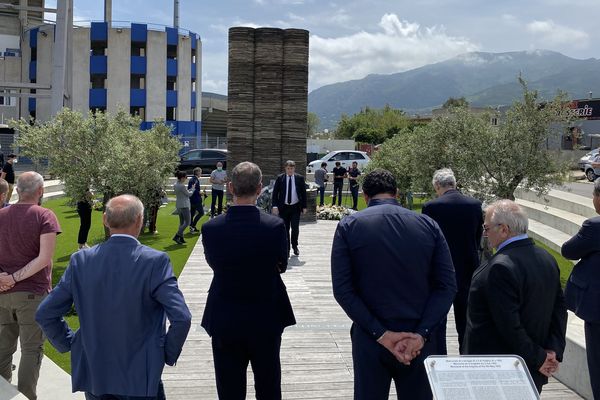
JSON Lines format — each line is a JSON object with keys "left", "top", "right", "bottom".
{"left": 307, "top": 50, "right": 600, "bottom": 129}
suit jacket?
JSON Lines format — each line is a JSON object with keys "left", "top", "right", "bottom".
{"left": 271, "top": 173, "right": 307, "bottom": 210}
{"left": 35, "top": 236, "right": 192, "bottom": 397}
{"left": 463, "top": 238, "right": 567, "bottom": 388}
{"left": 200, "top": 206, "right": 296, "bottom": 337}
{"left": 331, "top": 198, "right": 457, "bottom": 341}
{"left": 422, "top": 189, "right": 483, "bottom": 292}
{"left": 561, "top": 216, "right": 600, "bottom": 322}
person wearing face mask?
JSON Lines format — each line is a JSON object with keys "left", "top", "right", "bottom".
{"left": 209, "top": 161, "right": 227, "bottom": 218}
{"left": 0, "top": 171, "right": 61, "bottom": 400}
{"left": 0, "top": 154, "right": 17, "bottom": 204}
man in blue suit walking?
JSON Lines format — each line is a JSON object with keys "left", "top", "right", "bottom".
{"left": 36, "top": 194, "right": 192, "bottom": 400}
{"left": 332, "top": 169, "right": 456, "bottom": 400}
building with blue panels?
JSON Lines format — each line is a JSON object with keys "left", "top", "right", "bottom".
{"left": 0, "top": 0, "right": 202, "bottom": 148}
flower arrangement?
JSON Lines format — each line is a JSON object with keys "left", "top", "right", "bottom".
{"left": 316, "top": 205, "right": 355, "bottom": 221}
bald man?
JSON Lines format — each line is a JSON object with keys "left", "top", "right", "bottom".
{"left": 0, "top": 172, "right": 61, "bottom": 400}
{"left": 36, "top": 195, "right": 192, "bottom": 399}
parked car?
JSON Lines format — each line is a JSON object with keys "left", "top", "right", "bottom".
{"left": 177, "top": 149, "right": 228, "bottom": 175}
{"left": 306, "top": 150, "right": 371, "bottom": 173}
{"left": 579, "top": 148, "right": 599, "bottom": 171}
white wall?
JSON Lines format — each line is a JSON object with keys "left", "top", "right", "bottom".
{"left": 146, "top": 30, "right": 166, "bottom": 121}
{"left": 107, "top": 28, "right": 131, "bottom": 114}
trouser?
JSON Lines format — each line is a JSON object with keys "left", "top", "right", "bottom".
{"left": 351, "top": 323, "right": 434, "bottom": 400}
{"left": 278, "top": 204, "right": 301, "bottom": 252}
{"left": 332, "top": 182, "right": 343, "bottom": 206}
{"left": 435, "top": 289, "right": 469, "bottom": 355}
{"left": 211, "top": 334, "right": 282, "bottom": 400}
{"left": 77, "top": 201, "right": 93, "bottom": 244}
{"left": 317, "top": 185, "right": 325, "bottom": 206}
{"left": 6, "top": 183, "right": 13, "bottom": 204}
{"left": 190, "top": 201, "right": 203, "bottom": 228}
{"left": 350, "top": 185, "right": 359, "bottom": 210}
{"left": 85, "top": 381, "right": 166, "bottom": 400}
{"left": 585, "top": 321, "right": 600, "bottom": 400}
{"left": 176, "top": 208, "right": 191, "bottom": 237}
{"left": 0, "top": 292, "right": 47, "bottom": 400}
{"left": 211, "top": 189, "right": 224, "bottom": 216}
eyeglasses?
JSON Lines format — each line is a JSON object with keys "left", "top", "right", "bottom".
{"left": 482, "top": 223, "right": 502, "bottom": 232}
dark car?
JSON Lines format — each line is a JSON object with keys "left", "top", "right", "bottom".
{"left": 178, "top": 149, "right": 228, "bottom": 175}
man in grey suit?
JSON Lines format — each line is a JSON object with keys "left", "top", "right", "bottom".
{"left": 561, "top": 178, "right": 600, "bottom": 399}
{"left": 36, "top": 195, "right": 192, "bottom": 399}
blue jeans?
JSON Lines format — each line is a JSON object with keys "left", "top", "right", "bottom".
{"left": 85, "top": 381, "right": 166, "bottom": 400}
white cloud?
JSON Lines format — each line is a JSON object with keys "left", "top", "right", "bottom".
{"left": 526, "top": 19, "right": 589, "bottom": 47}
{"left": 309, "top": 13, "right": 479, "bottom": 90}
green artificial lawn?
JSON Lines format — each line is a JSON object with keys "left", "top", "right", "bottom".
{"left": 41, "top": 197, "right": 207, "bottom": 373}
{"left": 534, "top": 240, "right": 574, "bottom": 288}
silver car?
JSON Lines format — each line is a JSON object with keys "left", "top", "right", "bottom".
{"left": 579, "top": 148, "right": 599, "bottom": 171}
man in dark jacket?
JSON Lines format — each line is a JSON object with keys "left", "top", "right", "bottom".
{"left": 271, "top": 160, "right": 307, "bottom": 256}
{"left": 202, "top": 162, "right": 296, "bottom": 400}
{"left": 422, "top": 168, "right": 483, "bottom": 354}
{"left": 332, "top": 168, "right": 457, "bottom": 400}
{"left": 463, "top": 199, "right": 567, "bottom": 393}
{"left": 561, "top": 178, "right": 600, "bottom": 399}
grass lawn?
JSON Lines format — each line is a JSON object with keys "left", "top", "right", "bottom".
{"left": 534, "top": 240, "right": 574, "bottom": 288}
{"left": 42, "top": 197, "right": 208, "bottom": 373}
{"left": 326, "top": 192, "right": 426, "bottom": 212}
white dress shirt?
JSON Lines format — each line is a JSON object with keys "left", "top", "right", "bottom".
{"left": 286, "top": 174, "right": 299, "bottom": 205}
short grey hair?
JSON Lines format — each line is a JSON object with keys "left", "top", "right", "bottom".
{"left": 432, "top": 168, "right": 456, "bottom": 189}
{"left": 16, "top": 172, "right": 44, "bottom": 199}
{"left": 0, "top": 178, "right": 8, "bottom": 195}
{"left": 486, "top": 199, "right": 528, "bottom": 235}
{"left": 231, "top": 162, "right": 262, "bottom": 197}
{"left": 594, "top": 178, "right": 600, "bottom": 197}
{"left": 105, "top": 194, "right": 144, "bottom": 229}
{"left": 284, "top": 160, "right": 295, "bottom": 167}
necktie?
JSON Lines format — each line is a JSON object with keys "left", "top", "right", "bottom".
{"left": 287, "top": 176, "right": 292, "bottom": 205}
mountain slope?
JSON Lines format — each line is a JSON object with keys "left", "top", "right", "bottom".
{"left": 308, "top": 50, "right": 600, "bottom": 128}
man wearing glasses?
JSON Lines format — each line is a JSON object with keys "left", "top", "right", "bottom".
{"left": 463, "top": 199, "right": 567, "bottom": 394}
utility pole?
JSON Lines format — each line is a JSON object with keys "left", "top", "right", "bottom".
{"left": 50, "top": 0, "right": 71, "bottom": 117}
{"left": 174, "top": 0, "right": 179, "bottom": 28}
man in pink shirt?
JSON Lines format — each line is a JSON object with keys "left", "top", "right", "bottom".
{"left": 0, "top": 171, "right": 61, "bottom": 400}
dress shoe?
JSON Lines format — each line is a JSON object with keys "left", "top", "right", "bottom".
{"left": 172, "top": 235, "right": 183, "bottom": 244}
{"left": 293, "top": 246, "right": 299, "bottom": 256}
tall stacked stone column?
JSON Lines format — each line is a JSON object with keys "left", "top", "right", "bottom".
{"left": 227, "top": 27, "right": 309, "bottom": 184}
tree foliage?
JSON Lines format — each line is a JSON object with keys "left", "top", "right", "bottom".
{"left": 12, "top": 108, "right": 181, "bottom": 209}
{"left": 442, "top": 96, "right": 469, "bottom": 109}
{"left": 335, "top": 105, "right": 409, "bottom": 144}
{"left": 368, "top": 79, "right": 574, "bottom": 201}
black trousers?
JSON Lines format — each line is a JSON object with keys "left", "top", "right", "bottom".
{"left": 279, "top": 204, "right": 301, "bottom": 251}
{"left": 211, "top": 335, "right": 282, "bottom": 400}
{"left": 190, "top": 201, "right": 203, "bottom": 228}
{"left": 586, "top": 321, "right": 600, "bottom": 400}
{"left": 350, "top": 184, "right": 359, "bottom": 210}
{"left": 85, "top": 381, "right": 165, "bottom": 400}
{"left": 332, "top": 182, "right": 343, "bottom": 206}
{"left": 211, "top": 189, "right": 224, "bottom": 216}
{"left": 77, "top": 201, "right": 92, "bottom": 245}
{"left": 351, "top": 324, "right": 433, "bottom": 400}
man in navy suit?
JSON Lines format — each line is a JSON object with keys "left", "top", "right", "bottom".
{"left": 422, "top": 168, "right": 483, "bottom": 354}
{"left": 332, "top": 169, "right": 457, "bottom": 400}
{"left": 36, "top": 195, "right": 192, "bottom": 400}
{"left": 201, "top": 162, "right": 296, "bottom": 400}
{"left": 271, "top": 160, "right": 307, "bottom": 257}
{"left": 561, "top": 178, "right": 600, "bottom": 399}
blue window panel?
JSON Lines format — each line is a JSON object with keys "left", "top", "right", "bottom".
{"left": 90, "top": 55, "right": 107, "bottom": 75}
{"left": 30, "top": 28, "right": 38, "bottom": 48}
{"left": 140, "top": 121, "right": 153, "bottom": 131}
{"left": 28, "top": 98, "right": 36, "bottom": 112}
{"left": 130, "top": 89, "right": 146, "bottom": 107}
{"left": 166, "top": 27, "right": 178, "bottom": 46}
{"left": 130, "top": 56, "right": 147, "bottom": 75}
{"left": 196, "top": 121, "right": 202, "bottom": 135}
{"left": 29, "top": 61, "right": 36, "bottom": 80}
{"left": 89, "top": 89, "right": 107, "bottom": 108}
{"left": 3, "top": 52, "right": 16, "bottom": 57}
{"left": 191, "top": 92, "right": 197, "bottom": 109}
{"left": 167, "top": 59, "right": 177, "bottom": 77}
{"left": 166, "top": 90, "right": 177, "bottom": 107}
{"left": 91, "top": 22, "right": 108, "bottom": 42}
{"left": 190, "top": 32, "right": 197, "bottom": 49}
{"left": 131, "top": 23, "right": 147, "bottom": 43}
{"left": 191, "top": 62, "right": 196, "bottom": 79}
{"left": 178, "top": 121, "right": 195, "bottom": 135}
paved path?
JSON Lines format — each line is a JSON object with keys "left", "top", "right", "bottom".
{"left": 163, "top": 220, "right": 582, "bottom": 399}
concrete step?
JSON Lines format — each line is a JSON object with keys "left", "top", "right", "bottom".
{"left": 516, "top": 198, "right": 586, "bottom": 237}
{"left": 527, "top": 218, "right": 575, "bottom": 258}
{"left": 515, "top": 188, "right": 596, "bottom": 219}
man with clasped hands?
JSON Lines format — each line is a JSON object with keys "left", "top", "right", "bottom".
{"left": 331, "top": 168, "right": 457, "bottom": 400}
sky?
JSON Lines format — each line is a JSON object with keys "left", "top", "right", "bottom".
{"left": 45, "top": 0, "right": 600, "bottom": 95}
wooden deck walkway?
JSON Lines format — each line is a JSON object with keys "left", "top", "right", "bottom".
{"left": 163, "top": 220, "right": 582, "bottom": 399}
